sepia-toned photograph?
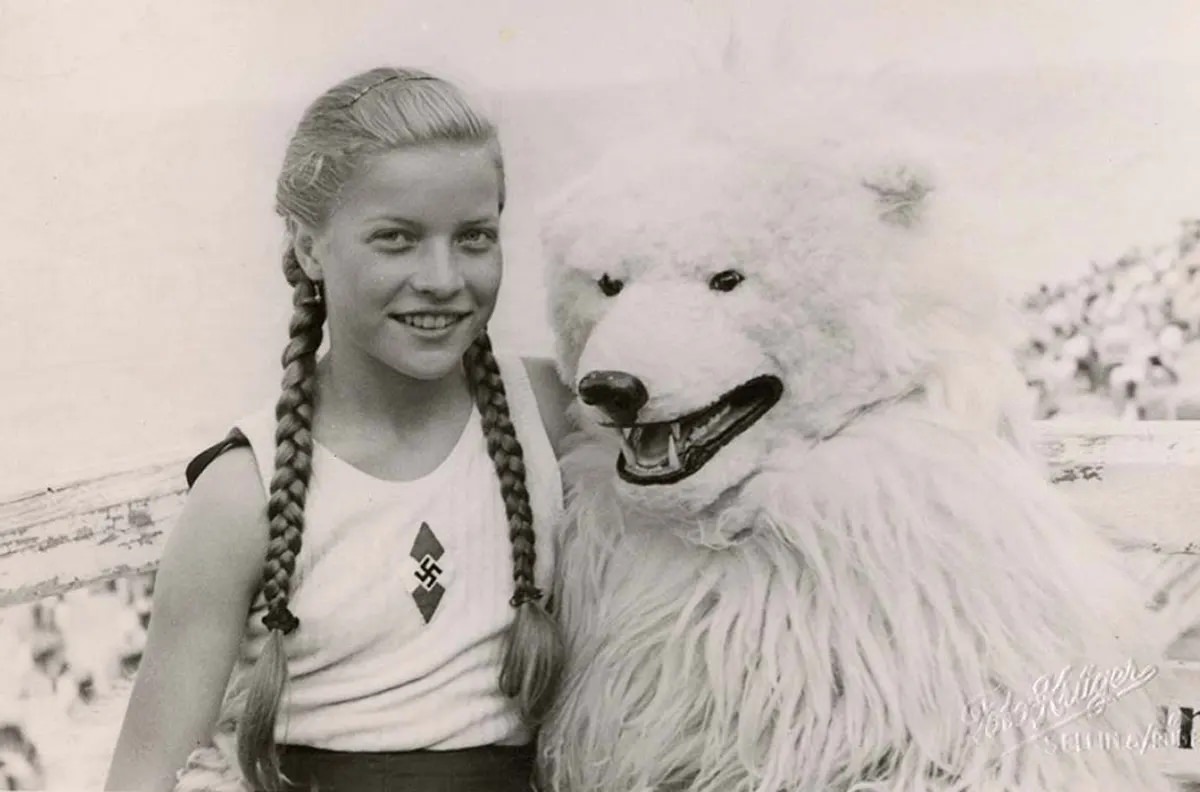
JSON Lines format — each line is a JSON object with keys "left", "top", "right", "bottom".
{"left": 3, "top": 1, "right": 1200, "bottom": 789}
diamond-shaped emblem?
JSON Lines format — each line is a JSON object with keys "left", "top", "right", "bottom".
{"left": 408, "top": 522, "right": 446, "bottom": 624}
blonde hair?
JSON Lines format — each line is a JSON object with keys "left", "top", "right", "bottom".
{"left": 237, "top": 67, "right": 561, "bottom": 791}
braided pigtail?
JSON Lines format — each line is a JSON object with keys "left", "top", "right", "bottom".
{"left": 463, "top": 332, "right": 564, "bottom": 723}
{"left": 236, "top": 246, "right": 324, "bottom": 792}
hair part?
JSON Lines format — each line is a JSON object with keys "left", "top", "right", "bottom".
{"left": 235, "top": 67, "right": 554, "bottom": 790}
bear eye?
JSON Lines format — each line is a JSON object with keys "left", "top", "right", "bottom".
{"left": 598, "top": 273, "right": 624, "bottom": 297}
{"left": 709, "top": 269, "right": 744, "bottom": 292}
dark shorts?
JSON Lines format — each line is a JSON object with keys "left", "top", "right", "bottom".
{"left": 278, "top": 743, "right": 536, "bottom": 792}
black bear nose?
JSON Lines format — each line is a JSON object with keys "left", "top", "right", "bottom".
{"left": 578, "top": 370, "right": 649, "bottom": 425}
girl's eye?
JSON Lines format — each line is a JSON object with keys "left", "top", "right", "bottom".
{"left": 709, "top": 269, "right": 745, "bottom": 292}
{"left": 598, "top": 273, "right": 624, "bottom": 297}
{"left": 369, "top": 228, "right": 417, "bottom": 248}
{"left": 459, "top": 228, "right": 498, "bottom": 251}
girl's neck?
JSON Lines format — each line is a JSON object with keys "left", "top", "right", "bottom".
{"left": 313, "top": 350, "right": 473, "bottom": 447}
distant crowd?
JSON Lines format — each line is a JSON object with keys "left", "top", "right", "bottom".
{"left": 1019, "top": 219, "right": 1200, "bottom": 420}
{"left": 0, "top": 575, "right": 152, "bottom": 789}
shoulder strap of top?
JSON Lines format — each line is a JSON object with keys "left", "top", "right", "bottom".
{"left": 185, "top": 428, "right": 250, "bottom": 489}
{"left": 185, "top": 406, "right": 276, "bottom": 492}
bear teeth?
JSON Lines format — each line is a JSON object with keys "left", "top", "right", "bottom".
{"left": 618, "top": 412, "right": 721, "bottom": 471}
{"left": 619, "top": 428, "right": 638, "bottom": 461}
{"left": 619, "top": 424, "right": 679, "bottom": 472}
{"left": 616, "top": 400, "right": 744, "bottom": 473}
{"left": 667, "top": 433, "right": 680, "bottom": 467}
{"left": 691, "top": 404, "right": 731, "bottom": 442}
{"left": 614, "top": 376, "right": 783, "bottom": 484}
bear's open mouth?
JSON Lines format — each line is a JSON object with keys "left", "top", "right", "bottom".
{"left": 615, "top": 375, "right": 783, "bottom": 485}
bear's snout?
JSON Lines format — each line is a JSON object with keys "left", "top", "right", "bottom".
{"left": 578, "top": 370, "right": 649, "bottom": 425}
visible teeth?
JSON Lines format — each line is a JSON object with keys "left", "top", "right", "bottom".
{"left": 670, "top": 421, "right": 681, "bottom": 441}
{"left": 399, "top": 314, "right": 459, "bottom": 330}
{"left": 667, "top": 432, "right": 680, "bottom": 468}
{"left": 619, "top": 427, "right": 637, "bottom": 461}
{"left": 696, "top": 411, "right": 722, "bottom": 437}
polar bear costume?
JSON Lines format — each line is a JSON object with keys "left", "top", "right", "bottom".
{"left": 534, "top": 117, "right": 1180, "bottom": 792}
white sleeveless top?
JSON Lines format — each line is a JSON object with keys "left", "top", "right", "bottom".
{"left": 230, "top": 355, "right": 562, "bottom": 751}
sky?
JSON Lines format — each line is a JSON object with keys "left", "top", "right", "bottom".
{"left": 2, "top": 0, "right": 1200, "bottom": 492}
{"left": 3, "top": 0, "right": 1199, "bottom": 101}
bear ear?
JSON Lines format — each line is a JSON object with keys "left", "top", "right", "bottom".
{"left": 861, "top": 164, "right": 935, "bottom": 229}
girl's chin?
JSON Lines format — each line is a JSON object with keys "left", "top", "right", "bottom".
{"left": 381, "top": 340, "right": 482, "bottom": 381}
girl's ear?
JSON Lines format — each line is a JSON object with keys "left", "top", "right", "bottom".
{"left": 291, "top": 223, "right": 325, "bottom": 283}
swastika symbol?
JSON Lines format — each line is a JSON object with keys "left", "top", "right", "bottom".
{"left": 414, "top": 554, "right": 443, "bottom": 590}
{"left": 408, "top": 522, "right": 447, "bottom": 623}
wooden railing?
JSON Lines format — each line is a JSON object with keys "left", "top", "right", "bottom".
{"left": 7, "top": 421, "right": 1200, "bottom": 606}
{"left": 0, "top": 451, "right": 186, "bottom": 608}
{"left": 2, "top": 421, "right": 1200, "bottom": 781}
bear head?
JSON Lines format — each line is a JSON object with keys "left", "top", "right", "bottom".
{"left": 540, "top": 122, "right": 1031, "bottom": 529}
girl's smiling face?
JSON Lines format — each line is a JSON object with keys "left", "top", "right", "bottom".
{"left": 297, "top": 142, "right": 503, "bottom": 381}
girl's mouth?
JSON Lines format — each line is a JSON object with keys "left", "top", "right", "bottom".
{"left": 392, "top": 312, "right": 469, "bottom": 331}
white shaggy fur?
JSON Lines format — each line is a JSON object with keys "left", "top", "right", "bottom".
{"left": 536, "top": 115, "right": 1177, "bottom": 791}
{"left": 171, "top": 684, "right": 249, "bottom": 792}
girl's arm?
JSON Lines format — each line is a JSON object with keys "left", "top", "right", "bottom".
{"left": 105, "top": 447, "right": 268, "bottom": 791}
{"left": 523, "top": 357, "right": 577, "bottom": 458}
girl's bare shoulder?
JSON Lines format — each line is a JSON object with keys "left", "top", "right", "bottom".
{"left": 159, "top": 445, "right": 269, "bottom": 604}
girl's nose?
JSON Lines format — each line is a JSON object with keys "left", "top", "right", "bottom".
{"left": 410, "top": 241, "right": 466, "bottom": 297}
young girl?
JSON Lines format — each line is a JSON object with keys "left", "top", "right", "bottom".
{"left": 104, "top": 66, "right": 573, "bottom": 792}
